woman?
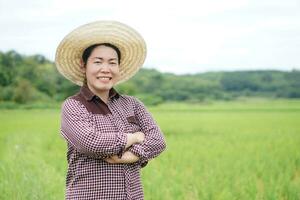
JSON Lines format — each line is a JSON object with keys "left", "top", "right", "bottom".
{"left": 55, "top": 21, "right": 166, "bottom": 200}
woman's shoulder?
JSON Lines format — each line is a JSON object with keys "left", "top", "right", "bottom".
{"left": 119, "top": 94, "right": 135, "bottom": 101}
{"left": 61, "top": 95, "right": 88, "bottom": 113}
{"left": 118, "top": 94, "right": 140, "bottom": 104}
{"left": 118, "top": 94, "right": 146, "bottom": 109}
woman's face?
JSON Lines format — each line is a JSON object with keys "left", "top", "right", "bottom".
{"left": 83, "top": 45, "right": 120, "bottom": 93}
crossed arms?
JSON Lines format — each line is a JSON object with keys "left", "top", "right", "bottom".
{"left": 60, "top": 97, "right": 166, "bottom": 166}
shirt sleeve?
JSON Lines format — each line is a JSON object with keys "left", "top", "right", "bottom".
{"left": 60, "top": 98, "right": 127, "bottom": 158}
{"left": 128, "top": 97, "right": 166, "bottom": 167}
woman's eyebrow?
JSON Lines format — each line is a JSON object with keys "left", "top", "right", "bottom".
{"left": 92, "top": 57, "right": 103, "bottom": 60}
{"left": 92, "top": 57, "right": 117, "bottom": 60}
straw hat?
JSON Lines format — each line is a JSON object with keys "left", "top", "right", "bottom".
{"left": 55, "top": 21, "right": 147, "bottom": 86}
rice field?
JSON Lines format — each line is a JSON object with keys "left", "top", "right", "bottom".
{"left": 0, "top": 99, "right": 299, "bottom": 199}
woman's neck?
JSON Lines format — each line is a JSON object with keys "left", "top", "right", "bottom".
{"left": 87, "top": 83, "right": 110, "bottom": 104}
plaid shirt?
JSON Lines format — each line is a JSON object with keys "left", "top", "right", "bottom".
{"left": 60, "top": 84, "right": 166, "bottom": 200}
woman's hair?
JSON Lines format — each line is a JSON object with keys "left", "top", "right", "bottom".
{"left": 81, "top": 43, "right": 121, "bottom": 66}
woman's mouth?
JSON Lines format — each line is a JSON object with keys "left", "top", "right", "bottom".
{"left": 97, "top": 77, "right": 112, "bottom": 81}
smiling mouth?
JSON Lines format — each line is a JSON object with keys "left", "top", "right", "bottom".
{"left": 97, "top": 77, "right": 112, "bottom": 80}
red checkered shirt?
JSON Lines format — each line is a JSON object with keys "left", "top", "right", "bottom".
{"left": 60, "top": 84, "right": 166, "bottom": 200}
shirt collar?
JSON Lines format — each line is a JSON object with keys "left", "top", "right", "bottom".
{"left": 80, "top": 83, "right": 119, "bottom": 101}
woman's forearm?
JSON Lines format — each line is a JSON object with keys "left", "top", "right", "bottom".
{"left": 105, "top": 151, "right": 140, "bottom": 164}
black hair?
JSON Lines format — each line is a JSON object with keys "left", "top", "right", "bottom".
{"left": 81, "top": 43, "right": 121, "bottom": 66}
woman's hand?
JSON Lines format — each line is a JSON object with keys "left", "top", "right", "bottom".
{"left": 106, "top": 132, "right": 144, "bottom": 163}
{"left": 125, "top": 132, "right": 145, "bottom": 149}
{"left": 134, "top": 131, "right": 145, "bottom": 144}
{"left": 105, "top": 151, "right": 139, "bottom": 164}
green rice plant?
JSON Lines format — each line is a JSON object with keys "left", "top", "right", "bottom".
{"left": 0, "top": 99, "right": 299, "bottom": 199}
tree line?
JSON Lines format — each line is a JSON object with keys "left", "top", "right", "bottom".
{"left": 0, "top": 50, "right": 299, "bottom": 105}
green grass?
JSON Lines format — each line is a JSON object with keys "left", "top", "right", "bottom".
{"left": 0, "top": 99, "right": 300, "bottom": 199}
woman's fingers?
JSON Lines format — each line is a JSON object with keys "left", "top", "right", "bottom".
{"left": 134, "top": 132, "right": 145, "bottom": 144}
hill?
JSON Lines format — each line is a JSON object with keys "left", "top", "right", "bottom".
{"left": 0, "top": 50, "right": 299, "bottom": 105}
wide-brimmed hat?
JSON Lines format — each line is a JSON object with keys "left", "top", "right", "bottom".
{"left": 55, "top": 21, "right": 147, "bottom": 86}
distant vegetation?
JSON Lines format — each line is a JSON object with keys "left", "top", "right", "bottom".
{"left": 0, "top": 50, "right": 299, "bottom": 105}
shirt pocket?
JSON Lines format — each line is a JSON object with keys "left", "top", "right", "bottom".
{"left": 125, "top": 115, "right": 141, "bottom": 133}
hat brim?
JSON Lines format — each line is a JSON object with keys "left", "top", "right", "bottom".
{"left": 55, "top": 21, "right": 147, "bottom": 86}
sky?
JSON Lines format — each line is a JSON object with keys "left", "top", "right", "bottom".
{"left": 0, "top": 0, "right": 299, "bottom": 74}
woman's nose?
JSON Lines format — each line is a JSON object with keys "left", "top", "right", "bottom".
{"left": 99, "top": 64, "right": 110, "bottom": 72}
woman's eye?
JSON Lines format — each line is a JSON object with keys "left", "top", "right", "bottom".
{"left": 94, "top": 61, "right": 102, "bottom": 64}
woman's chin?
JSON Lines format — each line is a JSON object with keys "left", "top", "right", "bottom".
{"left": 95, "top": 83, "right": 113, "bottom": 91}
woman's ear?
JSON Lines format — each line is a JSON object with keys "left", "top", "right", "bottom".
{"left": 79, "top": 59, "right": 86, "bottom": 73}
